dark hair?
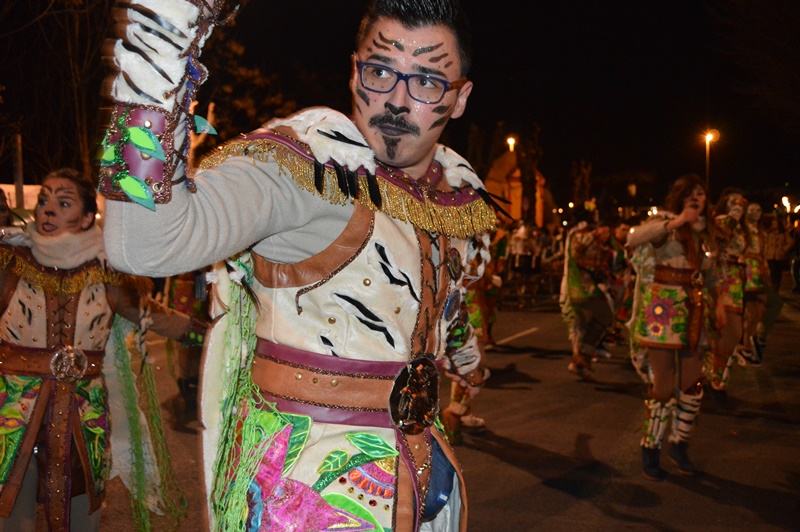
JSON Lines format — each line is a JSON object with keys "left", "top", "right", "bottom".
{"left": 356, "top": 0, "right": 473, "bottom": 76}
{"left": 664, "top": 174, "right": 707, "bottom": 215}
{"left": 713, "top": 186, "right": 745, "bottom": 217}
{"left": 664, "top": 174, "right": 709, "bottom": 268}
{"left": 42, "top": 168, "right": 98, "bottom": 228}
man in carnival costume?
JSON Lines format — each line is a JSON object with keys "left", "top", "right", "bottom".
{"left": 97, "top": 0, "right": 497, "bottom": 530}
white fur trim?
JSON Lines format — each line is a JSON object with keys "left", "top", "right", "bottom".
{"left": 270, "top": 108, "right": 377, "bottom": 173}
{"left": 436, "top": 144, "right": 484, "bottom": 190}
{"left": 110, "top": 0, "right": 200, "bottom": 109}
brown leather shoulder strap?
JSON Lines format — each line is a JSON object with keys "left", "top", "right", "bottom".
{"left": 253, "top": 203, "right": 374, "bottom": 289}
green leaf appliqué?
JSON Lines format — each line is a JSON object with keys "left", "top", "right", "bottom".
{"left": 118, "top": 174, "right": 156, "bottom": 211}
{"left": 128, "top": 126, "right": 166, "bottom": 161}
{"left": 193, "top": 115, "right": 217, "bottom": 135}
{"left": 316, "top": 449, "right": 350, "bottom": 474}
{"left": 346, "top": 432, "right": 398, "bottom": 458}
{"left": 100, "top": 145, "right": 116, "bottom": 166}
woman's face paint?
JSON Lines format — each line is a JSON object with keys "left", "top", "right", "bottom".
{"left": 35, "top": 177, "right": 93, "bottom": 237}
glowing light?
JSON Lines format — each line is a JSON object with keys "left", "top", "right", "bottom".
{"left": 507, "top": 137, "right": 516, "bottom": 152}
{"left": 782, "top": 196, "right": 791, "bottom": 212}
{"left": 568, "top": 202, "right": 574, "bottom": 209}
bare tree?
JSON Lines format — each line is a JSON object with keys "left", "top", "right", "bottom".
{"left": 0, "top": 0, "right": 113, "bottom": 181}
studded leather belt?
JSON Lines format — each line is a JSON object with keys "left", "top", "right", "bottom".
{"left": 0, "top": 342, "right": 104, "bottom": 379}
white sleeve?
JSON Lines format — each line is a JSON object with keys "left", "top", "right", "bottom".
{"left": 102, "top": 156, "right": 350, "bottom": 277}
{"left": 627, "top": 216, "right": 670, "bottom": 249}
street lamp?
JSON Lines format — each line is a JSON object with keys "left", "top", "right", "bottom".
{"left": 507, "top": 136, "right": 516, "bottom": 152}
{"left": 704, "top": 129, "right": 719, "bottom": 192}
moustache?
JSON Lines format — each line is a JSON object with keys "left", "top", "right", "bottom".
{"left": 368, "top": 114, "right": 420, "bottom": 136}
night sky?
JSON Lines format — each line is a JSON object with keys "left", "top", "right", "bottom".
{"left": 233, "top": 1, "right": 798, "bottom": 205}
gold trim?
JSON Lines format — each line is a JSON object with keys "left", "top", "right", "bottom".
{"left": 198, "top": 138, "right": 497, "bottom": 238}
{"left": 0, "top": 247, "right": 152, "bottom": 296}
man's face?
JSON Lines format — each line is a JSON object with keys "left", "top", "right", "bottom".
{"left": 614, "top": 224, "right": 630, "bottom": 243}
{"left": 595, "top": 226, "right": 611, "bottom": 243}
{"left": 351, "top": 17, "right": 473, "bottom": 178}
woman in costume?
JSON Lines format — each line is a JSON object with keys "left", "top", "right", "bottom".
{"left": 0, "top": 169, "right": 204, "bottom": 531}
{"left": 738, "top": 202, "right": 767, "bottom": 365}
{"left": 708, "top": 187, "right": 748, "bottom": 397}
{"left": 560, "top": 201, "right": 613, "bottom": 379}
{"left": 627, "top": 174, "right": 715, "bottom": 480}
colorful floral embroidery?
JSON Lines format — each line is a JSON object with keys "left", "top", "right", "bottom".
{"left": 0, "top": 376, "right": 41, "bottom": 484}
{"left": 636, "top": 283, "right": 690, "bottom": 346}
{"left": 76, "top": 377, "right": 111, "bottom": 493}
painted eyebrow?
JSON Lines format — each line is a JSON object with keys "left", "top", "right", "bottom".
{"left": 363, "top": 53, "right": 447, "bottom": 78}
{"left": 412, "top": 43, "right": 444, "bottom": 56}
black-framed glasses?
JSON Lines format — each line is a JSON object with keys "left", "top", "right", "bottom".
{"left": 357, "top": 61, "right": 467, "bottom": 104}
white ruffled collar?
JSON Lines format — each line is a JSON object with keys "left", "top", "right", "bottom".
{"left": 12, "top": 224, "right": 106, "bottom": 269}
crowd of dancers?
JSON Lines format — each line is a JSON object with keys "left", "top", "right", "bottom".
{"left": 469, "top": 174, "right": 797, "bottom": 481}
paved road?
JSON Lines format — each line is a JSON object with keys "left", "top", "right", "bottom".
{"left": 459, "top": 292, "right": 800, "bottom": 531}
{"left": 98, "top": 288, "right": 800, "bottom": 531}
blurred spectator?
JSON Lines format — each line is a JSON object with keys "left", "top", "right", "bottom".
{"left": 507, "top": 221, "right": 540, "bottom": 308}
{"left": 762, "top": 214, "right": 794, "bottom": 292}
{"left": 0, "top": 191, "right": 10, "bottom": 227}
{"left": 790, "top": 216, "right": 800, "bottom": 293}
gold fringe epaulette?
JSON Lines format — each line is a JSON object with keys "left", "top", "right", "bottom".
{"left": 198, "top": 138, "right": 497, "bottom": 238}
{"left": 0, "top": 246, "right": 152, "bottom": 296}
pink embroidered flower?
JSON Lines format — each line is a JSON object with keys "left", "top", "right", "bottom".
{"left": 648, "top": 296, "right": 676, "bottom": 323}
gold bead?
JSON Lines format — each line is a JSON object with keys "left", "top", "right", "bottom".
{"left": 295, "top": 372, "right": 302, "bottom": 380}
{"left": 330, "top": 379, "right": 339, "bottom": 387}
{"left": 363, "top": 278, "right": 371, "bottom": 286}
{"left": 312, "top": 378, "right": 319, "bottom": 384}
{"left": 328, "top": 317, "right": 336, "bottom": 324}
{"left": 394, "top": 307, "right": 401, "bottom": 314}
{"left": 144, "top": 120, "right": 152, "bottom": 128}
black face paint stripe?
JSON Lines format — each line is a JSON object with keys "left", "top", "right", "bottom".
{"left": 428, "top": 53, "right": 449, "bottom": 64}
{"left": 384, "top": 136, "right": 399, "bottom": 159}
{"left": 378, "top": 32, "right": 403, "bottom": 51}
{"left": 372, "top": 38, "right": 391, "bottom": 52}
{"left": 356, "top": 88, "right": 370, "bottom": 107}
{"left": 413, "top": 43, "right": 444, "bottom": 56}
{"left": 429, "top": 117, "right": 449, "bottom": 130}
